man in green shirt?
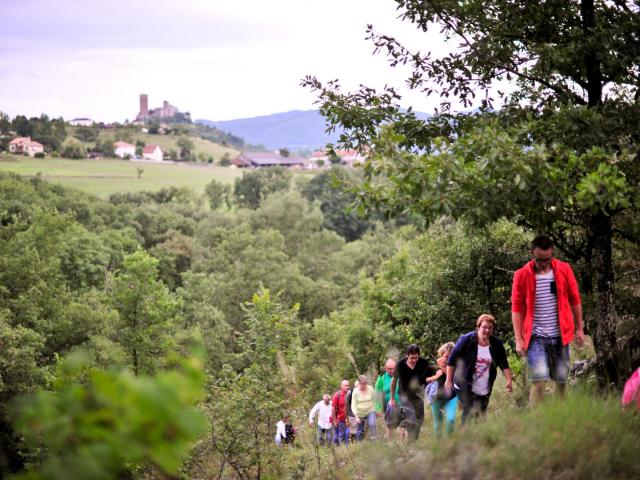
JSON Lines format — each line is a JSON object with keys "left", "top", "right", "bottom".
{"left": 375, "top": 358, "right": 400, "bottom": 439}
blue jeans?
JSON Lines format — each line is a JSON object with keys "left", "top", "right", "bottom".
{"left": 431, "top": 396, "right": 458, "bottom": 435}
{"left": 355, "top": 412, "right": 377, "bottom": 442}
{"left": 333, "top": 421, "right": 349, "bottom": 445}
{"left": 316, "top": 426, "right": 332, "bottom": 446}
{"left": 527, "top": 335, "right": 570, "bottom": 382}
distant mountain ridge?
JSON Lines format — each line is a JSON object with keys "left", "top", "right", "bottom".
{"left": 197, "top": 110, "right": 340, "bottom": 151}
{"left": 197, "top": 109, "right": 430, "bottom": 152}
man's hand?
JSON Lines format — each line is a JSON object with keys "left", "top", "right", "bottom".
{"left": 515, "top": 337, "right": 527, "bottom": 356}
{"left": 388, "top": 398, "right": 396, "bottom": 408}
{"left": 309, "top": 420, "right": 314, "bottom": 426}
{"left": 444, "top": 379, "right": 453, "bottom": 392}
{"left": 505, "top": 379, "right": 513, "bottom": 393}
{"left": 575, "top": 329, "right": 585, "bottom": 348}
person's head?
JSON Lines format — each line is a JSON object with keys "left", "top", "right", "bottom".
{"left": 437, "top": 342, "right": 455, "bottom": 359}
{"left": 406, "top": 344, "right": 420, "bottom": 368}
{"left": 531, "top": 235, "right": 553, "bottom": 272}
{"left": 358, "top": 374, "right": 368, "bottom": 390}
{"left": 283, "top": 413, "right": 290, "bottom": 422}
{"left": 322, "top": 394, "right": 330, "bottom": 404}
{"left": 384, "top": 358, "right": 396, "bottom": 376}
{"left": 340, "top": 379, "right": 349, "bottom": 392}
{"left": 476, "top": 314, "right": 496, "bottom": 344}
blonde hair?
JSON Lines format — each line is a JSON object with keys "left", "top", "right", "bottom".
{"left": 437, "top": 342, "right": 455, "bottom": 357}
{"left": 476, "top": 313, "right": 496, "bottom": 329}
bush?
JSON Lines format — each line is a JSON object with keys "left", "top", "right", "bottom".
{"left": 61, "top": 137, "right": 86, "bottom": 159}
{"left": 34, "top": 152, "right": 45, "bottom": 159}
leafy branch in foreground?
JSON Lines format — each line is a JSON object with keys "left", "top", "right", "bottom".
{"left": 13, "top": 351, "right": 206, "bottom": 480}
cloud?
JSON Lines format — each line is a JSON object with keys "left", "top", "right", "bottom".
{"left": 0, "top": 0, "right": 458, "bottom": 121}
{"left": 1, "top": 0, "right": 285, "bottom": 52}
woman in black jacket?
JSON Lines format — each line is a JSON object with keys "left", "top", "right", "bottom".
{"left": 444, "top": 314, "right": 513, "bottom": 423}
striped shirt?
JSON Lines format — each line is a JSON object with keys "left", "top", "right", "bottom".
{"left": 533, "top": 270, "right": 560, "bottom": 337}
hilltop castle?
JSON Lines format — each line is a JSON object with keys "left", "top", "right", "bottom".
{"left": 135, "top": 94, "right": 191, "bottom": 122}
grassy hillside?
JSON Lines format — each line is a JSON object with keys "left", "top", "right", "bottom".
{"left": 0, "top": 153, "right": 242, "bottom": 198}
{"left": 68, "top": 125, "right": 240, "bottom": 161}
{"left": 281, "top": 387, "right": 640, "bottom": 480}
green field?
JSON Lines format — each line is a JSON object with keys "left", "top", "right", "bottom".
{"left": 0, "top": 153, "right": 243, "bottom": 198}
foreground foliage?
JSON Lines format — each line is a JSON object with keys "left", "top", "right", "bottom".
{"left": 13, "top": 352, "right": 206, "bottom": 480}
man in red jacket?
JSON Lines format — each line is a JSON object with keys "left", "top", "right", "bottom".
{"left": 331, "top": 379, "right": 350, "bottom": 445}
{"left": 511, "top": 235, "right": 584, "bottom": 404}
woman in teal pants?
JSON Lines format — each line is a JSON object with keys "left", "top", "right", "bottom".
{"left": 426, "top": 342, "right": 458, "bottom": 435}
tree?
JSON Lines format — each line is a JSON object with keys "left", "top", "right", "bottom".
{"left": 305, "top": 0, "right": 640, "bottom": 386}
{"left": 74, "top": 126, "right": 98, "bottom": 143}
{"left": 302, "top": 166, "right": 373, "bottom": 241}
{"left": 177, "top": 136, "right": 195, "bottom": 161}
{"left": 204, "top": 179, "right": 231, "bottom": 210}
{"left": 135, "top": 139, "right": 145, "bottom": 157}
{"left": 203, "top": 289, "right": 298, "bottom": 480}
{"left": 233, "top": 167, "right": 292, "bottom": 209}
{"left": 12, "top": 116, "right": 32, "bottom": 137}
{"left": 61, "top": 137, "right": 86, "bottom": 159}
{"left": 148, "top": 121, "right": 160, "bottom": 134}
{"left": 109, "top": 250, "right": 182, "bottom": 375}
{"left": 219, "top": 152, "right": 232, "bottom": 166}
{"left": 0, "top": 112, "right": 11, "bottom": 135}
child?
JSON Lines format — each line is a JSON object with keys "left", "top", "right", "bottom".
{"left": 426, "top": 342, "right": 458, "bottom": 435}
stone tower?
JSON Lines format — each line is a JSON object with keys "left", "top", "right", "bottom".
{"left": 139, "top": 94, "right": 149, "bottom": 118}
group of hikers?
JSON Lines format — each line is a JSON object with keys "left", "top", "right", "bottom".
{"left": 305, "top": 317, "right": 511, "bottom": 445}
{"left": 273, "top": 235, "right": 586, "bottom": 446}
{"left": 279, "top": 234, "right": 639, "bottom": 447}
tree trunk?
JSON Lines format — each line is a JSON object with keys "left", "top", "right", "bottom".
{"left": 580, "top": 0, "right": 603, "bottom": 108}
{"left": 590, "top": 214, "right": 619, "bottom": 387}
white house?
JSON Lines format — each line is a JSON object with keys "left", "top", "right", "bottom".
{"left": 69, "top": 118, "right": 94, "bottom": 127}
{"left": 8, "top": 137, "right": 45, "bottom": 157}
{"left": 142, "top": 144, "right": 163, "bottom": 162}
{"left": 113, "top": 141, "right": 136, "bottom": 158}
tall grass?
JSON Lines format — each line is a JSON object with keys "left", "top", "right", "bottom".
{"left": 280, "top": 389, "right": 640, "bottom": 480}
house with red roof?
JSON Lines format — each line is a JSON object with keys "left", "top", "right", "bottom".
{"left": 113, "top": 141, "right": 136, "bottom": 159}
{"left": 142, "top": 144, "right": 163, "bottom": 162}
{"left": 8, "top": 137, "right": 44, "bottom": 157}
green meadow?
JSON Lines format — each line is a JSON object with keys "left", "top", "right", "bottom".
{"left": 0, "top": 153, "right": 243, "bottom": 197}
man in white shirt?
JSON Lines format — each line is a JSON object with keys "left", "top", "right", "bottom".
{"left": 309, "top": 394, "right": 333, "bottom": 446}
{"left": 275, "top": 414, "right": 290, "bottom": 446}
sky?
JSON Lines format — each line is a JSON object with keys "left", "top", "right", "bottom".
{"left": 0, "top": 0, "right": 450, "bottom": 122}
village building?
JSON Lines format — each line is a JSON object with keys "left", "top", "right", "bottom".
{"left": 113, "top": 141, "right": 136, "bottom": 159}
{"left": 142, "top": 144, "right": 163, "bottom": 162}
{"left": 309, "top": 148, "right": 366, "bottom": 168}
{"left": 232, "top": 151, "right": 305, "bottom": 169}
{"left": 8, "top": 137, "right": 45, "bottom": 157}
{"left": 69, "top": 118, "right": 94, "bottom": 127}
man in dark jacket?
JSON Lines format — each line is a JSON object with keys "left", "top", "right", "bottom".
{"left": 389, "top": 344, "right": 436, "bottom": 440}
{"left": 445, "top": 314, "right": 513, "bottom": 423}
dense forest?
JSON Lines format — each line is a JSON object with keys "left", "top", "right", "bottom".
{"left": 0, "top": 162, "right": 596, "bottom": 476}
{"left": 2, "top": 163, "right": 638, "bottom": 479}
